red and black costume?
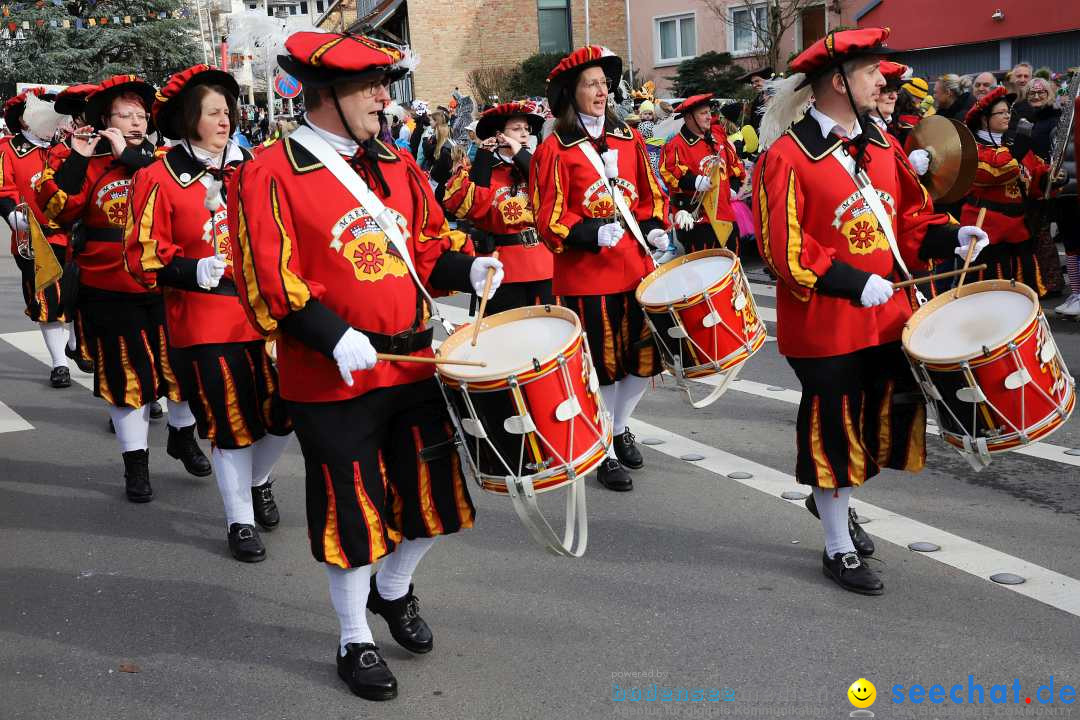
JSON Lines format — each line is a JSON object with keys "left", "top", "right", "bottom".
{"left": 443, "top": 101, "right": 553, "bottom": 315}
{"left": 960, "top": 86, "right": 1054, "bottom": 294}
{"left": 659, "top": 93, "right": 744, "bottom": 252}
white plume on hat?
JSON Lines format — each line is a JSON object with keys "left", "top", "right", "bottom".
{"left": 758, "top": 73, "right": 812, "bottom": 151}
{"left": 23, "top": 93, "right": 69, "bottom": 141}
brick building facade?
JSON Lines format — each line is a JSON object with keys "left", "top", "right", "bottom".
{"left": 317, "top": 0, "right": 628, "bottom": 103}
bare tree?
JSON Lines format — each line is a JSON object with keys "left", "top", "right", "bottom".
{"left": 704, "top": 0, "right": 820, "bottom": 72}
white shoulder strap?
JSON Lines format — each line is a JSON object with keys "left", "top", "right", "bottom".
{"left": 829, "top": 145, "right": 927, "bottom": 305}
{"left": 577, "top": 140, "right": 656, "bottom": 266}
{"left": 289, "top": 125, "right": 455, "bottom": 333}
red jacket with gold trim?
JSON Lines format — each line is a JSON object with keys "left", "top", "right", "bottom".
{"left": 36, "top": 141, "right": 158, "bottom": 294}
{"left": 959, "top": 141, "right": 1049, "bottom": 245}
{"left": 659, "top": 121, "right": 743, "bottom": 222}
{"left": 753, "top": 114, "right": 959, "bottom": 358}
{"left": 443, "top": 148, "right": 552, "bottom": 284}
{"left": 0, "top": 133, "right": 71, "bottom": 254}
{"left": 124, "top": 144, "right": 260, "bottom": 348}
{"left": 530, "top": 120, "right": 668, "bottom": 296}
{"left": 229, "top": 134, "right": 476, "bottom": 403}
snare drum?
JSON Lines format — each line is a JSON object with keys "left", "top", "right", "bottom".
{"left": 902, "top": 280, "right": 1075, "bottom": 468}
{"left": 635, "top": 249, "right": 767, "bottom": 407}
{"left": 436, "top": 305, "right": 611, "bottom": 557}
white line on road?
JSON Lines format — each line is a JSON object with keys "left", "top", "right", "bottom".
{"left": 632, "top": 419, "right": 1080, "bottom": 619}
{"left": 1, "top": 330, "right": 94, "bottom": 390}
{"left": 0, "top": 400, "right": 33, "bottom": 434}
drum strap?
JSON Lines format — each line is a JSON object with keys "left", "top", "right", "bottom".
{"left": 289, "top": 125, "right": 455, "bottom": 335}
{"left": 577, "top": 142, "right": 656, "bottom": 267}
{"left": 829, "top": 146, "right": 927, "bottom": 306}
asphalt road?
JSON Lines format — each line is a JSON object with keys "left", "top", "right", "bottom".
{"left": 1, "top": 224, "right": 1078, "bottom": 720}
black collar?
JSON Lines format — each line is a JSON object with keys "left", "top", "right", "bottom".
{"left": 10, "top": 132, "right": 43, "bottom": 158}
{"left": 679, "top": 123, "right": 704, "bottom": 145}
{"left": 283, "top": 134, "right": 399, "bottom": 174}
{"left": 554, "top": 119, "right": 634, "bottom": 148}
{"left": 162, "top": 144, "right": 252, "bottom": 187}
{"left": 785, "top": 114, "right": 891, "bottom": 162}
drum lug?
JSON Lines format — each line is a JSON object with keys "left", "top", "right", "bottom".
{"left": 504, "top": 415, "right": 537, "bottom": 435}
{"left": 702, "top": 311, "right": 722, "bottom": 328}
{"left": 1004, "top": 368, "right": 1032, "bottom": 390}
{"left": 460, "top": 417, "right": 487, "bottom": 438}
{"left": 955, "top": 386, "right": 987, "bottom": 403}
{"left": 555, "top": 397, "right": 582, "bottom": 422}
{"left": 667, "top": 326, "right": 689, "bottom": 339}
{"left": 919, "top": 380, "right": 942, "bottom": 402}
{"left": 733, "top": 294, "right": 747, "bottom": 312}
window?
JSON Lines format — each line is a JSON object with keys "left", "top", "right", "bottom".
{"left": 299, "top": 1, "right": 308, "bottom": 12}
{"left": 538, "top": 0, "right": 571, "bottom": 55}
{"left": 247, "top": 2, "right": 256, "bottom": 8}
{"left": 730, "top": 4, "right": 768, "bottom": 55}
{"left": 316, "top": 0, "right": 325, "bottom": 13}
{"left": 289, "top": 3, "right": 297, "bottom": 14}
{"left": 654, "top": 13, "right": 695, "bottom": 64}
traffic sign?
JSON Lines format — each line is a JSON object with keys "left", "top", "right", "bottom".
{"left": 274, "top": 72, "right": 301, "bottom": 99}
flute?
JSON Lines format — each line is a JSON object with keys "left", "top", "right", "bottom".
{"left": 71, "top": 131, "right": 144, "bottom": 139}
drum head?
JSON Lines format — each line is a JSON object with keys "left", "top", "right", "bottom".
{"left": 637, "top": 250, "right": 735, "bottom": 306}
{"left": 905, "top": 284, "right": 1036, "bottom": 362}
{"left": 438, "top": 305, "right": 581, "bottom": 380}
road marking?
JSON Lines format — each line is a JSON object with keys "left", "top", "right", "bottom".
{"left": 748, "top": 281, "right": 776, "bottom": 298}
{"left": 632, "top": 418, "right": 1080, "bottom": 619}
{"left": 0, "top": 330, "right": 94, "bottom": 390}
{"left": 0, "top": 400, "right": 33, "bottom": 434}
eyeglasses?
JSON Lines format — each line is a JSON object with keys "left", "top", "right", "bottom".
{"left": 1028, "top": 90, "right": 1048, "bottom": 97}
{"left": 990, "top": 110, "right": 1011, "bottom": 117}
{"left": 111, "top": 112, "right": 149, "bottom": 122}
{"left": 580, "top": 78, "right": 613, "bottom": 93}
{"left": 357, "top": 77, "right": 393, "bottom": 97}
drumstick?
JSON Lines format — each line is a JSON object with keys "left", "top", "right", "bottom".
{"left": 470, "top": 249, "right": 500, "bottom": 347}
{"left": 954, "top": 207, "right": 987, "bottom": 298}
{"left": 377, "top": 353, "right": 487, "bottom": 367}
{"left": 891, "top": 264, "right": 987, "bottom": 289}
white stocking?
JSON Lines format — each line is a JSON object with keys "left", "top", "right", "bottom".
{"left": 599, "top": 383, "right": 618, "bottom": 458}
{"left": 108, "top": 404, "right": 150, "bottom": 453}
{"left": 614, "top": 374, "right": 650, "bottom": 432}
{"left": 40, "top": 322, "right": 69, "bottom": 368}
{"left": 813, "top": 487, "right": 855, "bottom": 557}
{"left": 376, "top": 536, "right": 437, "bottom": 601}
{"left": 251, "top": 432, "right": 291, "bottom": 487}
{"left": 166, "top": 399, "right": 196, "bottom": 429}
{"left": 210, "top": 446, "right": 255, "bottom": 526}
{"left": 326, "top": 565, "right": 374, "bottom": 654}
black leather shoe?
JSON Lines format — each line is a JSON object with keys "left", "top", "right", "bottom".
{"left": 613, "top": 427, "right": 644, "bottom": 469}
{"left": 336, "top": 643, "right": 397, "bottom": 701}
{"left": 251, "top": 481, "right": 280, "bottom": 530}
{"left": 148, "top": 400, "right": 163, "bottom": 420}
{"left": 122, "top": 449, "right": 153, "bottom": 503}
{"left": 65, "top": 345, "right": 93, "bottom": 373}
{"left": 367, "top": 576, "right": 433, "bottom": 654}
{"left": 596, "top": 457, "right": 633, "bottom": 491}
{"left": 804, "top": 494, "right": 875, "bottom": 557}
{"left": 50, "top": 366, "right": 71, "bottom": 388}
{"left": 227, "top": 523, "right": 266, "bottom": 563}
{"left": 822, "top": 550, "right": 883, "bottom": 595}
{"left": 166, "top": 424, "right": 212, "bottom": 477}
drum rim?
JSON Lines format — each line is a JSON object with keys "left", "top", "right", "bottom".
{"left": 635, "top": 248, "right": 739, "bottom": 308}
{"left": 902, "top": 279, "right": 1039, "bottom": 365}
{"left": 436, "top": 304, "right": 583, "bottom": 382}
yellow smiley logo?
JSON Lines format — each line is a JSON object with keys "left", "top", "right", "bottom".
{"left": 848, "top": 678, "right": 876, "bottom": 708}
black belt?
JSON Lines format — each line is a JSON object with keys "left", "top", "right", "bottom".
{"left": 85, "top": 227, "right": 125, "bottom": 243}
{"left": 360, "top": 326, "right": 433, "bottom": 355}
{"left": 492, "top": 228, "right": 540, "bottom": 248}
{"left": 970, "top": 198, "right": 1025, "bottom": 218}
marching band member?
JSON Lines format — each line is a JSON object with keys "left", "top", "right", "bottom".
{"left": 875, "top": 62, "right": 933, "bottom": 178}
{"left": 125, "top": 65, "right": 292, "bottom": 560}
{"left": 443, "top": 101, "right": 553, "bottom": 314}
{"left": 36, "top": 75, "right": 212, "bottom": 502}
{"left": 659, "top": 93, "right": 744, "bottom": 253}
{"left": 531, "top": 46, "right": 670, "bottom": 492}
{"left": 0, "top": 89, "right": 74, "bottom": 388}
{"left": 961, "top": 86, "right": 1060, "bottom": 292}
{"left": 230, "top": 32, "right": 501, "bottom": 700}
{"left": 754, "top": 28, "right": 989, "bottom": 595}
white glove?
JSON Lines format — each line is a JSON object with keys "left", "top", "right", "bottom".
{"left": 860, "top": 274, "right": 895, "bottom": 307}
{"left": 7, "top": 210, "right": 29, "bottom": 233}
{"left": 195, "top": 253, "right": 227, "bottom": 290}
{"left": 601, "top": 149, "right": 619, "bottom": 179}
{"left": 469, "top": 256, "right": 504, "bottom": 297}
{"left": 674, "top": 210, "right": 695, "bottom": 231}
{"left": 694, "top": 175, "right": 713, "bottom": 193}
{"left": 907, "top": 149, "right": 930, "bottom": 175}
{"left": 955, "top": 225, "right": 990, "bottom": 261}
{"left": 332, "top": 328, "right": 378, "bottom": 386}
{"left": 596, "top": 222, "right": 623, "bottom": 247}
{"left": 646, "top": 228, "right": 670, "bottom": 250}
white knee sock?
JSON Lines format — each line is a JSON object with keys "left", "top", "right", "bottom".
{"left": 376, "top": 536, "right": 437, "bottom": 601}
{"left": 813, "top": 487, "right": 855, "bottom": 557}
{"left": 251, "top": 432, "right": 291, "bottom": 487}
{"left": 599, "top": 384, "right": 618, "bottom": 458}
{"left": 40, "top": 322, "right": 69, "bottom": 368}
{"left": 166, "top": 399, "right": 196, "bottom": 429}
{"left": 108, "top": 404, "right": 150, "bottom": 453}
{"left": 614, "top": 375, "right": 650, "bottom": 432}
{"left": 66, "top": 322, "right": 76, "bottom": 351}
{"left": 210, "top": 446, "right": 255, "bottom": 526}
{"left": 326, "top": 564, "right": 374, "bottom": 654}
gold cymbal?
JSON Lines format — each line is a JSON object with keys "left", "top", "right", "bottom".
{"left": 904, "top": 115, "right": 978, "bottom": 205}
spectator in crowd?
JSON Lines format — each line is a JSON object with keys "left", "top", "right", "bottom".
{"left": 1009, "top": 62, "right": 1034, "bottom": 99}
{"left": 934, "top": 73, "right": 975, "bottom": 121}
{"left": 422, "top": 109, "right": 456, "bottom": 202}
{"left": 972, "top": 71, "right": 997, "bottom": 100}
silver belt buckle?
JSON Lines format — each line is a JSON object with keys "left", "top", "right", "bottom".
{"left": 520, "top": 228, "right": 540, "bottom": 247}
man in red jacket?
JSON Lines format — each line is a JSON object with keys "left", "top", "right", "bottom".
{"left": 230, "top": 31, "right": 503, "bottom": 701}
{"left": 753, "top": 28, "right": 989, "bottom": 595}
